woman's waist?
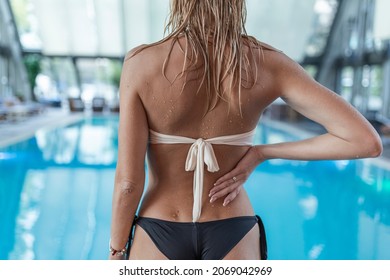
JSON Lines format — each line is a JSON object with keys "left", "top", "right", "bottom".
{"left": 138, "top": 184, "right": 254, "bottom": 222}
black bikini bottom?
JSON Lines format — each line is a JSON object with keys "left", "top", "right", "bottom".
{"left": 126, "top": 215, "right": 267, "bottom": 260}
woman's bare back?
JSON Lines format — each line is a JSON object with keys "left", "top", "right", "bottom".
{"left": 127, "top": 36, "right": 281, "bottom": 222}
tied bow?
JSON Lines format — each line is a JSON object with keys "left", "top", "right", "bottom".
{"left": 185, "top": 138, "right": 220, "bottom": 222}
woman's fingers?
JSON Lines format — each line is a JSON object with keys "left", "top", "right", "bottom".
{"left": 214, "top": 168, "right": 242, "bottom": 186}
{"left": 223, "top": 187, "right": 241, "bottom": 206}
{"left": 209, "top": 172, "right": 243, "bottom": 197}
{"left": 209, "top": 180, "right": 243, "bottom": 203}
{"left": 209, "top": 147, "right": 263, "bottom": 206}
{"left": 214, "top": 174, "right": 231, "bottom": 186}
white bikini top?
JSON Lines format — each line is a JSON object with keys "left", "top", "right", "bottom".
{"left": 149, "top": 128, "right": 256, "bottom": 222}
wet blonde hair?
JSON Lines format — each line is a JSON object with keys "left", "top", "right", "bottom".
{"left": 130, "top": 0, "right": 261, "bottom": 116}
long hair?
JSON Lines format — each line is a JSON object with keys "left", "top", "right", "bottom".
{"left": 129, "top": 0, "right": 261, "bottom": 116}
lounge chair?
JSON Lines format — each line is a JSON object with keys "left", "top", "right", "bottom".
{"left": 0, "top": 107, "right": 7, "bottom": 122}
{"left": 68, "top": 98, "right": 85, "bottom": 112}
{"left": 0, "top": 96, "right": 45, "bottom": 122}
{"left": 92, "top": 97, "right": 106, "bottom": 113}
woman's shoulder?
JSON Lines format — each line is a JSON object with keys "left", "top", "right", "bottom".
{"left": 258, "top": 41, "right": 283, "bottom": 54}
{"left": 243, "top": 37, "right": 297, "bottom": 75}
{"left": 125, "top": 44, "right": 156, "bottom": 61}
{"left": 124, "top": 37, "right": 175, "bottom": 60}
{"left": 123, "top": 42, "right": 168, "bottom": 78}
{"left": 123, "top": 40, "right": 172, "bottom": 70}
{"left": 242, "top": 36, "right": 292, "bottom": 72}
{"left": 124, "top": 44, "right": 150, "bottom": 61}
{"left": 242, "top": 36, "right": 282, "bottom": 53}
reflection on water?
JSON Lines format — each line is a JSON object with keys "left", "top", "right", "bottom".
{"left": 0, "top": 117, "right": 118, "bottom": 260}
{"left": 35, "top": 117, "right": 118, "bottom": 166}
{"left": 0, "top": 118, "right": 389, "bottom": 259}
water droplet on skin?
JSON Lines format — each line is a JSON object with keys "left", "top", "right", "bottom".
{"left": 169, "top": 109, "right": 172, "bottom": 113}
{"left": 229, "top": 120, "right": 233, "bottom": 123}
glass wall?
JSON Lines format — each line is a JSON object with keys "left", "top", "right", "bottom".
{"left": 0, "top": 55, "right": 9, "bottom": 99}
{"left": 334, "top": 0, "right": 389, "bottom": 117}
{"left": 1, "top": 0, "right": 10, "bottom": 99}
{"left": 340, "top": 66, "right": 354, "bottom": 102}
{"left": 75, "top": 58, "right": 120, "bottom": 107}
{"left": 364, "top": 65, "right": 383, "bottom": 113}
{"left": 6, "top": 0, "right": 390, "bottom": 117}
{"left": 0, "top": 0, "right": 30, "bottom": 102}
{"left": 306, "top": 0, "right": 339, "bottom": 57}
{"left": 340, "top": 65, "right": 383, "bottom": 113}
{"left": 31, "top": 56, "right": 121, "bottom": 107}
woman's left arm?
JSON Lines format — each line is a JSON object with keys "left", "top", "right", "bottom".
{"left": 109, "top": 51, "right": 149, "bottom": 260}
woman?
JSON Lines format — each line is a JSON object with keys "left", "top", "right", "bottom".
{"left": 109, "top": 0, "right": 382, "bottom": 260}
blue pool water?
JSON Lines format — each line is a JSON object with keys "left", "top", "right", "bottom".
{"left": 0, "top": 117, "right": 389, "bottom": 260}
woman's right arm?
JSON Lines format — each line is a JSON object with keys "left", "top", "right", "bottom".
{"left": 109, "top": 49, "right": 149, "bottom": 259}
{"left": 209, "top": 52, "right": 382, "bottom": 205}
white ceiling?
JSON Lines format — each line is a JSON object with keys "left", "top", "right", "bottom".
{"left": 29, "top": 0, "right": 170, "bottom": 57}
{"left": 26, "top": 0, "right": 323, "bottom": 60}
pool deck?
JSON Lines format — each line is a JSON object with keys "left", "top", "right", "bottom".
{"left": 1, "top": 110, "right": 390, "bottom": 168}
{"left": 0, "top": 108, "right": 84, "bottom": 148}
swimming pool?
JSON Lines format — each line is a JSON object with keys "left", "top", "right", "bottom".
{"left": 0, "top": 117, "right": 389, "bottom": 260}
